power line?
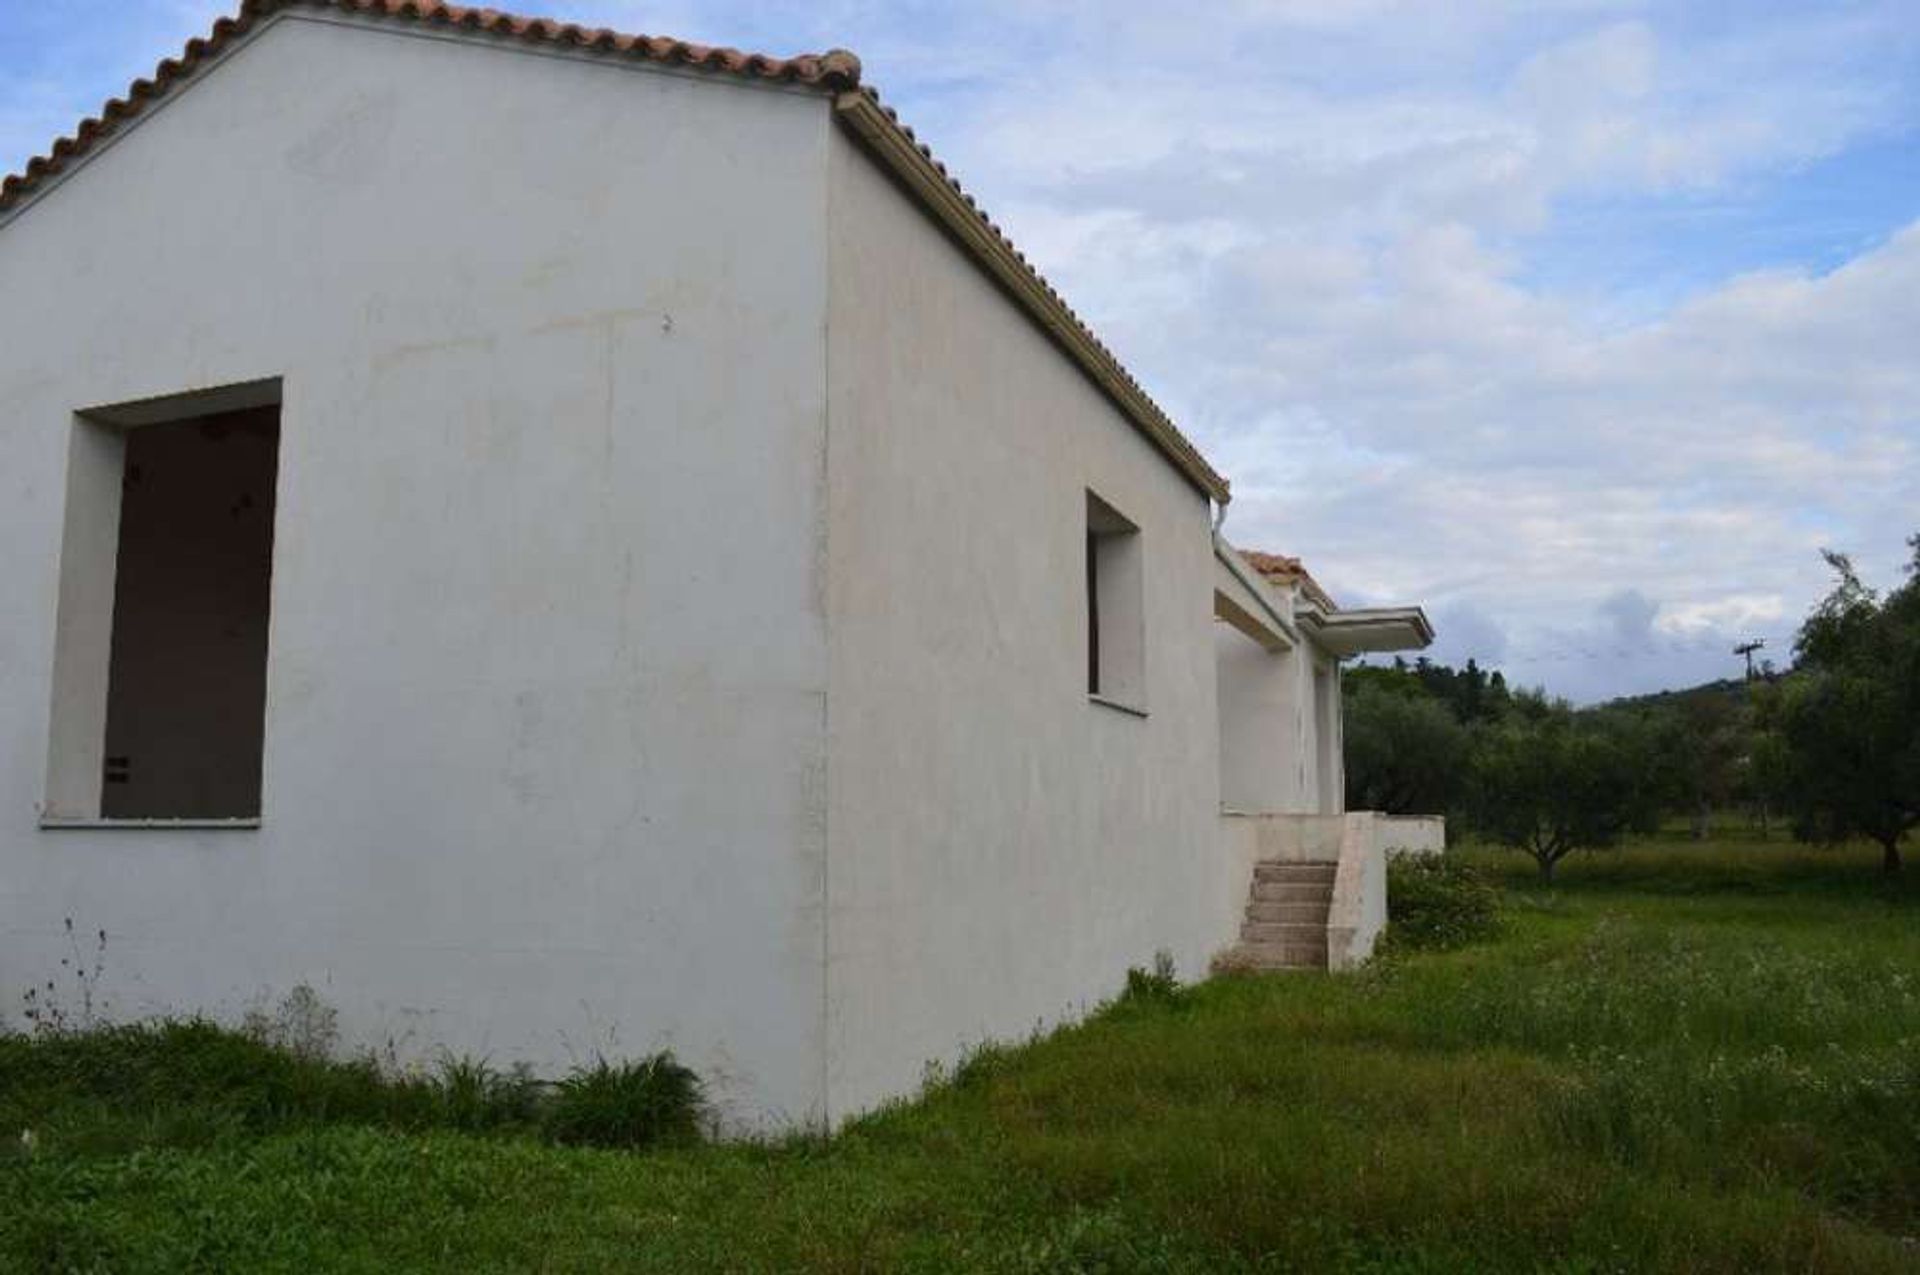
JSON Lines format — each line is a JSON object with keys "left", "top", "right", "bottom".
{"left": 1406, "top": 628, "right": 1798, "bottom": 669}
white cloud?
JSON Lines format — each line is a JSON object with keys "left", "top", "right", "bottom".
{"left": 1659, "top": 593, "right": 1787, "bottom": 636}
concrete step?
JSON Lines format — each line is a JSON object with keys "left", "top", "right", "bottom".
{"left": 1240, "top": 921, "right": 1328, "bottom": 947}
{"left": 1253, "top": 861, "right": 1336, "bottom": 884}
{"left": 1250, "top": 881, "right": 1333, "bottom": 905}
{"left": 1216, "top": 943, "right": 1328, "bottom": 972}
{"left": 1245, "top": 900, "right": 1329, "bottom": 925}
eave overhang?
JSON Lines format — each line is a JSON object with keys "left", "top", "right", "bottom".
{"left": 1300, "top": 606, "right": 1435, "bottom": 658}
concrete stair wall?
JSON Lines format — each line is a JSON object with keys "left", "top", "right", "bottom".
{"left": 1219, "top": 860, "right": 1335, "bottom": 971}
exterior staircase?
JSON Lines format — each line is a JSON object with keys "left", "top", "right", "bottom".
{"left": 1221, "top": 860, "right": 1335, "bottom": 971}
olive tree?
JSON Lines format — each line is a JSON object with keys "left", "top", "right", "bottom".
{"left": 1465, "top": 701, "right": 1648, "bottom": 882}
{"left": 1343, "top": 679, "right": 1469, "bottom": 816}
{"left": 1765, "top": 538, "right": 1920, "bottom": 874}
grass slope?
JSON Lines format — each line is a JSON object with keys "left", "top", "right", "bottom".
{"left": 3, "top": 838, "right": 1915, "bottom": 1272}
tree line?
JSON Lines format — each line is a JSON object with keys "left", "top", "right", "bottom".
{"left": 1344, "top": 533, "right": 1919, "bottom": 879}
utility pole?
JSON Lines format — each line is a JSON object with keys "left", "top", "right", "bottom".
{"left": 1734, "top": 639, "right": 1766, "bottom": 681}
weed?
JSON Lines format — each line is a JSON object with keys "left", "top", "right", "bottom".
{"left": 434, "top": 1055, "right": 543, "bottom": 1132}
{"left": 20, "top": 919, "right": 109, "bottom": 1036}
{"left": 949, "top": 1040, "right": 1019, "bottom": 1091}
{"left": 1119, "top": 949, "right": 1182, "bottom": 1005}
{"left": 241, "top": 984, "right": 338, "bottom": 1062}
{"left": 546, "top": 1054, "right": 705, "bottom": 1150}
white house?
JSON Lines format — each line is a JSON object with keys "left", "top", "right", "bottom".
{"left": 0, "top": 0, "right": 1434, "bottom": 1128}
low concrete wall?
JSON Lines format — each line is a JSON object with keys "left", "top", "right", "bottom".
{"left": 1378, "top": 815, "right": 1446, "bottom": 858}
{"left": 1326, "top": 812, "right": 1448, "bottom": 968}
{"left": 1326, "top": 814, "right": 1383, "bottom": 972}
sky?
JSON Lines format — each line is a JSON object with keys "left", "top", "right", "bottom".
{"left": 4, "top": 1, "right": 1917, "bottom": 703}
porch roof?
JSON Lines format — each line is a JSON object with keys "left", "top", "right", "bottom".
{"left": 1300, "top": 606, "right": 1435, "bottom": 657}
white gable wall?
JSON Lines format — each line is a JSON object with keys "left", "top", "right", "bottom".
{"left": 0, "top": 15, "right": 834, "bottom": 1126}
{"left": 822, "top": 128, "right": 1234, "bottom": 1120}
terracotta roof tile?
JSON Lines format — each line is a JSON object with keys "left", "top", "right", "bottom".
{"left": 1, "top": 0, "right": 1230, "bottom": 504}
{"left": 1242, "top": 550, "right": 1305, "bottom": 579}
{"left": 1243, "top": 550, "right": 1336, "bottom": 611}
{"left": 0, "top": 1, "right": 861, "bottom": 213}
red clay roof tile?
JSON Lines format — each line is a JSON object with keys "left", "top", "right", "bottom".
{"left": 0, "top": 1, "right": 861, "bottom": 213}
{"left": 1242, "top": 551, "right": 1305, "bottom": 579}
{"left": 1244, "top": 550, "right": 1337, "bottom": 610}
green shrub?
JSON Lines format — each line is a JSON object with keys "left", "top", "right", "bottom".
{"left": 0, "top": 1020, "right": 698, "bottom": 1155}
{"left": 1385, "top": 854, "right": 1500, "bottom": 951}
{"left": 545, "top": 1054, "right": 705, "bottom": 1150}
{"left": 1119, "top": 950, "right": 1181, "bottom": 1006}
{"left": 434, "top": 1055, "right": 542, "bottom": 1132}
{"left": 0, "top": 1019, "right": 435, "bottom": 1140}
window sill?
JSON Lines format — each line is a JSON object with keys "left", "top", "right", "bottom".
{"left": 1088, "top": 692, "right": 1149, "bottom": 719}
{"left": 39, "top": 817, "right": 261, "bottom": 832}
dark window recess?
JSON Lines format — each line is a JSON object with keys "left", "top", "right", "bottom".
{"left": 1084, "top": 490, "right": 1144, "bottom": 706}
{"left": 100, "top": 407, "right": 280, "bottom": 819}
{"left": 1087, "top": 530, "right": 1101, "bottom": 695}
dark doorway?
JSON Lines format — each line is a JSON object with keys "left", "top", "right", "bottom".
{"left": 101, "top": 406, "right": 279, "bottom": 818}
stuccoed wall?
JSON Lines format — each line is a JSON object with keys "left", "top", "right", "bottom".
{"left": 1217, "top": 812, "right": 1347, "bottom": 864}
{"left": 1217, "top": 628, "right": 1319, "bottom": 813}
{"left": 0, "top": 14, "right": 834, "bottom": 1127}
{"left": 822, "top": 127, "right": 1233, "bottom": 1121}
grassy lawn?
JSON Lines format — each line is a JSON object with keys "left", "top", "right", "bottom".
{"left": 3, "top": 836, "right": 1915, "bottom": 1272}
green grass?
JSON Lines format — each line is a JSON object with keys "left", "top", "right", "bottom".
{"left": 3, "top": 836, "right": 1916, "bottom": 1272}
